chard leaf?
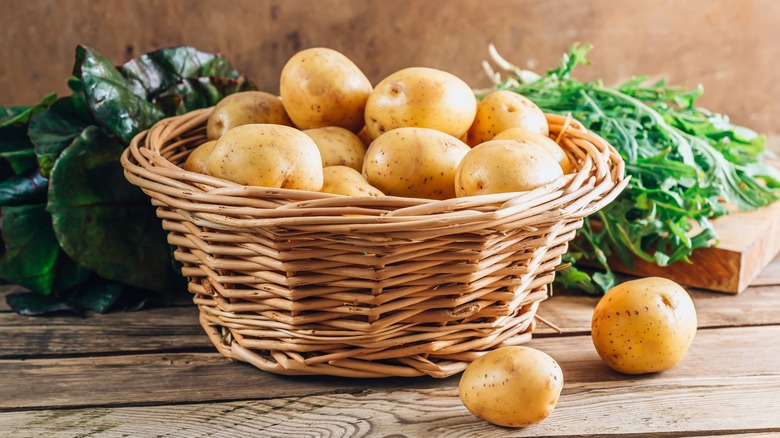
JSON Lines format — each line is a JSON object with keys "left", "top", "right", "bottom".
{"left": 0, "top": 203, "right": 60, "bottom": 294}
{"left": 155, "top": 76, "right": 257, "bottom": 115}
{"left": 0, "top": 169, "right": 48, "bottom": 206}
{"left": 0, "top": 93, "right": 56, "bottom": 128}
{"left": 74, "top": 45, "right": 165, "bottom": 143}
{"left": 6, "top": 292, "right": 81, "bottom": 316}
{"left": 47, "top": 126, "right": 176, "bottom": 295}
{"left": 119, "top": 46, "right": 240, "bottom": 99}
{"left": 28, "top": 96, "right": 92, "bottom": 177}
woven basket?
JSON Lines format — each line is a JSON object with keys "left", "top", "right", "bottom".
{"left": 121, "top": 107, "right": 627, "bottom": 378}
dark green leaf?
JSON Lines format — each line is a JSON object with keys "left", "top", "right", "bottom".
{"left": 0, "top": 93, "right": 56, "bottom": 128}
{"left": 6, "top": 291, "right": 81, "bottom": 316}
{"left": 28, "top": 96, "right": 93, "bottom": 177}
{"left": 0, "top": 106, "right": 32, "bottom": 125}
{"left": 0, "top": 169, "right": 48, "bottom": 206}
{"left": 0, "top": 203, "right": 60, "bottom": 294}
{"left": 74, "top": 45, "right": 165, "bottom": 143}
{"left": 69, "top": 281, "right": 123, "bottom": 313}
{"left": 119, "top": 46, "right": 240, "bottom": 99}
{"left": 155, "top": 76, "right": 257, "bottom": 115}
{"left": 47, "top": 126, "right": 177, "bottom": 296}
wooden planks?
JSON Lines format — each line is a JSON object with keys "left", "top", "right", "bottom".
{"left": 2, "top": 327, "right": 780, "bottom": 437}
{"left": 2, "top": 324, "right": 778, "bottom": 411}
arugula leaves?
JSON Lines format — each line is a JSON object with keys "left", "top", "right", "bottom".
{"left": 0, "top": 45, "right": 255, "bottom": 315}
{"left": 493, "top": 44, "right": 779, "bottom": 293}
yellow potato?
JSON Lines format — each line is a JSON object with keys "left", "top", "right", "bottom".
{"left": 303, "top": 127, "right": 367, "bottom": 171}
{"left": 205, "top": 124, "right": 323, "bottom": 190}
{"left": 183, "top": 140, "right": 217, "bottom": 174}
{"left": 459, "top": 346, "right": 564, "bottom": 428}
{"left": 364, "top": 67, "right": 477, "bottom": 140}
{"left": 466, "top": 90, "right": 548, "bottom": 146}
{"left": 206, "top": 91, "right": 293, "bottom": 140}
{"left": 591, "top": 277, "right": 697, "bottom": 374}
{"left": 280, "top": 48, "right": 372, "bottom": 132}
{"left": 357, "top": 126, "right": 373, "bottom": 148}
{"left": 363, "top": 127, "right": 470, "bottom": 200}
{"left": 494, "top": 127, "right": 573, "bottom": 174}
{"left": 322, "top": 166, "right": 384, "bottom": 197}
{"left": 455, "top": 139, "right": 563, "bottom": 197}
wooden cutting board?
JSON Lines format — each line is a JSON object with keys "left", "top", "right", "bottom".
{"left": 608, "top": 199, "right": 780, "bottom": 294}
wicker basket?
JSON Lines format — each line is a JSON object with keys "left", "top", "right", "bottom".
{"left": 121, "top": 107, "right": 626, "bottom": 378}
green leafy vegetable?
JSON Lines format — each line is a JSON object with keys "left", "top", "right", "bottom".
{"left": 1, "top": 45, "right": 254, "bottom": 315}
{"left": 488, "top": 44, "right": 779, "bottom": 293}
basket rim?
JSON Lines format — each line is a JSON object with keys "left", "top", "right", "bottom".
{"left": 120, "top": 107, "right": 628, "bottom": 230}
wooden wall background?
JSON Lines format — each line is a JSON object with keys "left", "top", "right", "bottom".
{"left": 1, "top": 0, "right": 777, "bottom": 136}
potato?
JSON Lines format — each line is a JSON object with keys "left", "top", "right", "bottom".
{"left": 459, "top": 346, "right": 564, "bottom": 428}
{"left": 591, "top": 277, "right": 697, "bottom": 374}
{"left": 304, "top": 127, "right": 367, "bottom": 171}
{"left": 280, "top": 48, "right": 372, "bottom": 132}
{"left": 322, "top": 166, "right": 384, "bottom": 197}
{"left": 363, "top": 127, "right": 470, "bottom": 200}
{"left": 455, "top": 139, "right": 563, "bottom": 197}
{"left": 364, "top": 67, "right": 477, "bottom": 140}
{"left": 205, "top": 124, "right": 323, "bottom": 190}
{"left": 466, "top": 90, "right": 548, "bottom": 146}
{"left": 494, "top": 127, "right": 573, "bottom": 174}
{"left": 183, "top": 140, "right": 217, "bottom": 174}
{"left": 206, "top": 91, "right": 293, "bottom": 140}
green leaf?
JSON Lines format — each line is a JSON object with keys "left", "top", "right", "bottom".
{"left": 0, "top": 203, "right": 60, "bottom": 294}
{"left": 69, "top": 281, "right": 124, "bottom": 313}
{"left": 47, "top": 126, "right": 177, "bottom": 296}
{"left": 28, "top": 96, "right": 93, "bottom": 177}
{"left": 74, "top": 45, "right": 165, "bottom": 143}
{"left": 155, "top": 76, "right": 257, "bottom": 115}
{"left": 6, "top": 292, "right": 81, "bottom": 316}
{"left": 119, "top": 46, "right": 240, "bottom": 100}
{"left": 0, "top": 126, "right": 37, "bottom": 179}
{"left": 0, "top": 169, "right": 48, "bottom": 206}
{"left": 0, "top": 93, "right": 56, "bottom": 128}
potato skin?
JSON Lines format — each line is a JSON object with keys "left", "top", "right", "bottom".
{"left": 322, "top": 166, "right": 384, "bottom": 197}
{"left": 455, "top": 139, "right": 563, "bottom": 197}
{"left": 363, "top": 127, "right": 470, "bottom": 200}
{"left": 494, "top": 127, "right": 572, "bottom": 174}
{"left": 280, "top": 48, "right": 372, "bottom": 132}
{"left": 591, "top": 277, "right": 697, "bottom": 374}
{"left": 183, "top": 140, "right": 217, "bottom": 173}
{"left": 205, "top": 124, "right": 323, "bottom": 191}
{"left": 364, "top": 67, "right": 477, "bottom": 140}
{"left": 206, "top": 91, "right": 293, "bottom": 140}
{"left": 459, "top": 346, "right": 564, "bottom": 428}
{"left": 466, "top": 91, "right": 549, "bottom": 146}
{"left": 304, "top": 127, "right": 367, "bottom": 171}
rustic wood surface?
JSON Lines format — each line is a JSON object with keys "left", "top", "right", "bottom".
{"left": 1, "top": 0, "right": 778, "bottom": 138}
{"left": 1, "top": 255, "right": 779, "bottom": 436}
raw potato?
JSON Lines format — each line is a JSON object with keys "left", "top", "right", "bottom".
{"left": 455, "top": 139, "right": 563, "bottom": 197}
{"left": 459, "top": 346, "right": 564, "bottom": 428}
{"left": 304, "top": 127, "right": 367, "bottom": 171}
{"left": 322, "top": 166, "right": 384, "bottom": 197}
{"left": 364, "top": 67, "right": 477, "bottom": 140}
{"left": 591, "top": 277, "right": 697, "bottom": 374}
{"left": 494, "top": 127, "right": 573, "bottom": 174}
{"left": 363, "top": 127, "right": 470, "bottom": 200}
{"left": 183, "top": 140, "right": 217, "bottom": 173}
{"left": 205, "top": 124, "right": 323, "bottom": 190}
{"left": 280, "top": 48, "right": 372, "bottom": 132}
{"left": 466, "top": 90, "right": 549, "bottom": 146}
{"left": 206, "top": 91, "right": 293, "bottom": 140}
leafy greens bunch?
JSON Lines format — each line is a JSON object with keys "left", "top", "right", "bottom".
{"left": 486, "top": 44, "right": 780, "bottom": 293}
{"left": 0, "top": 45, "right": 256, "bottom": 314}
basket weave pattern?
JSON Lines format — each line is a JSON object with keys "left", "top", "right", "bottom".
{"left": 121, "top": 107, "right": 626, "bottom": 378}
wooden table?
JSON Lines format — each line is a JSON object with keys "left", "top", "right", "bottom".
{"left": 2, "top": 256, "right": 779, "bottom": 437}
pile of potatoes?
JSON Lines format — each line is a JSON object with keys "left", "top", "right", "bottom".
{"left": 183, "top": 48, "right": 573, "bottom": 199}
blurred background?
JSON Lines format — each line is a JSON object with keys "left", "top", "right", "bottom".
{"left": 1, "top": 0, "right": 777, "bottom": 138}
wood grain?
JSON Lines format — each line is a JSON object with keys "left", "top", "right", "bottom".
{"left": 1, "top": 325, "right": 777, "bottom": 411}
{"left": 1, "top": 0, "right": 778, "bottom": 137}
{"left": 2, "top": 376, "right": 779, "bottom": 437}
